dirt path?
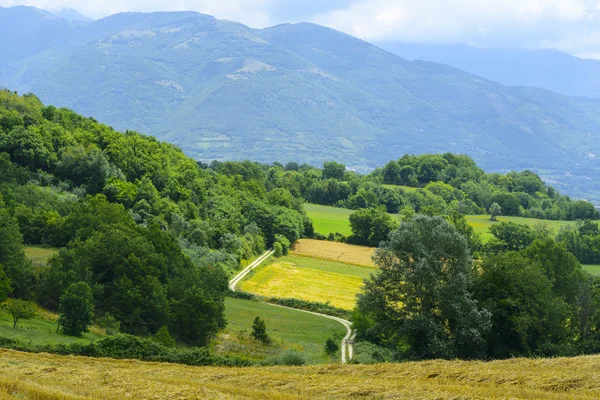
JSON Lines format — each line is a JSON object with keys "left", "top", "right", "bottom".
{"left": 229, "top": 250, "right": 355, "bottom": 363}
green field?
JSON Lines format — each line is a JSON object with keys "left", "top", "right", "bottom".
{"left": 382, "top": 184, "right": 419, "bottom": 192}
{"left": 222, "top": 297, "right": 345, "bottom": 363}
{"left": 238, "top": 255, "right": 373, "bottom": 310}
{"left": 583, "top": 265, "right": 600, "bottom": 276}
{"left": 0, "top": 307, "right": 104, "bottom": 346}
{"left": 23, "top": 246, "right": 59, "bottom": 266}
{"left": 305, "top": 203, "right": 583, "bottom": 242}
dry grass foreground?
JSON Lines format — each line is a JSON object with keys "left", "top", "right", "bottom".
{"left": 291, "top": 239, "right": 375, "bottom": 267}
{"left": 2, "top": 350, "right": 600, "bottom": 399}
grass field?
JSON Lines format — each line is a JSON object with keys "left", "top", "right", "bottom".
{"left": 0, "top": 307, "right": 104, "bottom": 346}
{"left": 220, "top": 297, "right": 344, "bottom": 363}
{"left": 2, "top": 349, "right": 600, "bottom": 399}
{"left": 583, "top": 265, "right": 600, "bottom": 276}
{"left": 291, "top": 239, "right": 375, "bottom": 267}
{"left": 382, "top": 184, "right": 419, "bottom": 192}
{"left": 305, "top": 203, "right": 583, "bottom": 243}
{"left": 238, "top": 255, "right": 373, "bottom": 310}
{"left": 23, "top": 246, "right": 59, "bottom": 266}
{"left": 304, "top": 203, "right": 354, "bottom": 236}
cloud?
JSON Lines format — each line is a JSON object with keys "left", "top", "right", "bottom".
{"left": 1, "top": 0, "right": 599, "bottom": 56}
{"left": 311, "top": 0, "right": 600, "bottom": 52}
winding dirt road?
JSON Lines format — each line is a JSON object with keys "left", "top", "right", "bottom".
{"left": 229, "top": 250, "right": 355, "bottom": 363}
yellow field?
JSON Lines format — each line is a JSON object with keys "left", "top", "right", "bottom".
{"left": 291, "top": 239, "right": 375, "bottom": 267}
{"left": 238, "top": 255, "right": 373, "bottom": 310}
{"left": 2, "top": 349, "right": 600, "bottom": 399}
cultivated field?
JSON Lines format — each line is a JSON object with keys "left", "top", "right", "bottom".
{"left": 220, "top": 297, "right": 344, "bottom": 363}
{"left": 238, "top": 255, "right": 373, "bottom": 310}
{"left": 2, "top": 349, "right": 600, "bottom": 399}
{"left": 291, "top": 239, "right": 375, "bottom": 267}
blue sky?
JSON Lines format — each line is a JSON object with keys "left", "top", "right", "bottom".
{"left": 1, "top": 0, "right": 600, "bottom": 58}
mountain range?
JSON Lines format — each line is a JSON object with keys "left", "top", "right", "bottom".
{"left": 377, "top": 42, "right": 600, "bottom": 99}
{"left": 2, "top": 6, "right": 600, "bottom": 200}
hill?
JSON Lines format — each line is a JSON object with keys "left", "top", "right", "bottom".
{"left": 2, "top": 349, "right": 600, "bottom": 399}
{"left": 2, "top": 7, "right": 600, "bottom": 199}
{"left": 377, "top": 42, "right": 600, "bottom": 99}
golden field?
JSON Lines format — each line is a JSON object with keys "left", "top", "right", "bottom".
{"left": 291, "top": 239, "right": 375, "bottom": 267}
{"left": 2, "top": 349, "right": 600, "bottom": 399}
{"left": 238, "top": 255, "right": 372, "bottom": 310}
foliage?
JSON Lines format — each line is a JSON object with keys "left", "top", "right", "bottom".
{"left": 97, "top": 313, "right": 120, "bottom": 336}
{"left": 348, "top": 207, "right": 397, "bottom": 246}
{"left": 58, "top": 282, "right": 94, "bottom": 337}
{"left": 356, "top": 215, "right": 491, "bottom": 360}
{"left": 251, "top": 316, "right": 270, "bottom": 344}
{"left": 489, "top": 202, "right": 502, "bottom": 221}
{"left": 1, "top": 298, "right": 36, "bottom": 328}
{"left": 325, "top": 337, "right": 339, "bottom": 356}
{"left": 153, "top": 326, "right": 176, "bottom": 348}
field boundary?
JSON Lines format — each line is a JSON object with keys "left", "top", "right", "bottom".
{"left": 229, "top": 250, "right": 356, "bottom": 363}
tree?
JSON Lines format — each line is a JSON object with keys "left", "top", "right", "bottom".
{"left": 322, "top": 161, "right": 346, "bottom": 180}
{"left": 325, "top": 337, "right": 339, "bottom": 356}
{"left": 2, "top": 298, "right": 36, "bottom": 328}
{"left": 474, "top": 252, "right": 570, "bottom": 358}
{"left": 97, "top": 313, "right": 120, "bottom": 335}
{"left": 0, "top": 265, "right": 11, "bottom": 303}
{"left": 0, "top": 203, "right": 34, "bottom": 299}
{"left": 356, "top": 215, "right": 491, "bottom": 359}
{"left": 348, "top": 207, "right": 397, "bottom": 246}
{"left": 153, "top": 326, "right": 176, "bottom": 347}
{"left": 489, "top": 202, "right": 502, "bottom": 221}
{"left": 252, "top": 316, "right": 270, "bottom": 344}
{"left": 488, "top": 222, "right": 538, "bottom": 252}
{"left": 58, "top": 282, "right": 94, "bottom": 337}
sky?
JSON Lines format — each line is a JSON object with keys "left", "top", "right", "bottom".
{"left": 1, "top": 0, "right": 600, "bottom": 59}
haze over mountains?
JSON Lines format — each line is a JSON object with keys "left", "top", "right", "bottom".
{"left": 378, "top": 42, "right": 600, "bottom": 99}
{"left": 2, "top": 5, "right": 600, "bottom": 200}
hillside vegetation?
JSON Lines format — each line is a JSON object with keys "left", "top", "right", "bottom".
{"left": 2, "top": 349, "right": 600, "bottom": 399}
{"left": 3, "top": 7, "right": 600, "bottom": 200}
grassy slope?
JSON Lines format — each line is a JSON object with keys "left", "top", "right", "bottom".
{"left": 238, "top": 255, "right": 372, "bottom": 310}
{"left": 0, "top": 307, "right": 104, "bottom": 346}
{"left": 221, "top": 297, "right": 344, "bottom": 364}
{"left": 2, "top": 349, "right": 600, "bottom": 399}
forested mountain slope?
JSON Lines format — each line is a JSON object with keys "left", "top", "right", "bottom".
{"left": 2, "top": 7, "right": 600, "bottom": 197}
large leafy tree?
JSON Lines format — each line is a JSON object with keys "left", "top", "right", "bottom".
{"left": 58, "top": 282, "right": 94, "bottom": 337}
{"left": 357, "top": 215, "right": 491, "bottom": 359}
{"left": 349, "top": 207, "right": 397, "bottom": 246}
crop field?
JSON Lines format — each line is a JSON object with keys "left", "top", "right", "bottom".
{"left": 0, "top": 307, "right": 104, "bottom": 346}
{"left": 23, "top": 246, "right": 59, "bottom": 266}
{"left": 291, "top": 239, "right": 375, "bottom": 267}
{"left": 2, "top": 349, "right": 600, "bottom": 399}
{"left": 238, "top": 255, "right": 373, "bottom": 310}
{"left": 306, "top": 203, "right": 584, "bottom": 242}
{"left": 220, "top": 297, "right": 344, "bottom": 363}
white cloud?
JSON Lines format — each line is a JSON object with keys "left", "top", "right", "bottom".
{"left": 0, "top": 0, "right": 274, "bottom": 26}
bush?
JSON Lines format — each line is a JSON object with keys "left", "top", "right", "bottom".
{"left": 97, "top": 313, "right": 120, "bottom": 335}
{"left": 153, "top": 326, "right": 176, "bottom": 348}
{"left": 325, "top": 337, "right": 339, "bottom": 356}
{"left": 265, "top": 350, "right": 307, "bottom": 366}
{"left": 266, "top": 297, "right": 352, "bottom": 319}
{"left": 274, "top": 234, "right": 290, "bottom": 255}
{"left": 273, "top": 242, "right": 283, "bottom": 257}
{"left": 58, "top": 282, "right": 94, "bottom": 337}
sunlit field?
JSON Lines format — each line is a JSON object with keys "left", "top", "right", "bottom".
{"left": 291, "top": 239, "right": 375, "bottom": 267}
{"left": 2, "top": 349, "right": 600, "bottom": 399}
{"left": 238, "top": 255, "right": 373, "bottom": 310}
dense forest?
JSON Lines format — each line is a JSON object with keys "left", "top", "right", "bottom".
{"left": 0, "top": 90, "right": 308, "bottom": 345}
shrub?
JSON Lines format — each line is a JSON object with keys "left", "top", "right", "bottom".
{"left": 1, "top": 298, "right": 36, "bottom": 328}
{"left": 251, "top": 316, "right": 270, "bottom": 344}
{"left": 273, "top": 242, "right": 283, "bottom": 257}
{"left": 325, "top": 337, "right": 339, "bottom": 356}
{"left": 97, "top": 313, "right": 120, "bottom": 335}
{"left": 153, "top": 326, "right": 176, "bottom": 348}
{"left": 274, "top": 234, "right": 290, "bottom": 255}
{"left": 58, "top": 282, "right": 94, "bottom": 337}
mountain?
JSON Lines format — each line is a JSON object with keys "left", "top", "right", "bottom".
{"left": 377, "top": 42, "right": 600, "bottom": 99}
{"left": 51, "top": 8, "right": 94, "bottom": 24}
{"left": 2, "top": 7, "right": 600, "bottom": 200}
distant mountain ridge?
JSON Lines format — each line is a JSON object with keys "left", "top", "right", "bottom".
{"left": 377, "top": 42, "right": 600, "bottom": 99}
{"left": 1, "top": 6, "right": 600, "bottom": 201}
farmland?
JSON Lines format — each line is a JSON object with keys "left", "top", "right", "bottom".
{"left": 291, "top": 239, "right": 375, "bottom": 267}
{"left": 2, "top": 349, "right": 600, "bottom": 399}
{"left": 23, "top": 246, "right": 59, "bottom": 266}
{"left": 305, "top": 203, "right": 584, "bottom": 242}
{"left": 219, "top": 297, "right": 344, "bottom": 363}
{"left": 238, "top": 255, "right": 373, "bottom": 310}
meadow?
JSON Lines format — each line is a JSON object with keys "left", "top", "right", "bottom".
{"left": 238, "top": 255, "right": 373, "bottom": 310}
{"left": 291, "top": 239, "right": 375, "bottom": 267}
{"left": 219, "top": 297, "right": 344, "bottom": 363}
{"left": 23, "top": 246, "right": 59, "bottom": 266}
{"left": 0, "top": 307, "right": 104, "bottom": 346}
{"left": 305, "top": 203, "right": 582, "bottom": 242}
{"left": 2, "top": 349, "right": 600, "bottom": 399}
